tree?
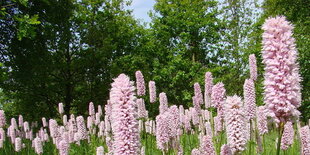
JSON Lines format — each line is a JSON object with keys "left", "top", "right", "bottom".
{"left": 0, "top": 0, "right": 144, "bottom": 120}
{"left": 219, "top": 0, "right": 262, "bottom": 96}
{"left": 148, "top": 0, "right": 222, "bottom": 109}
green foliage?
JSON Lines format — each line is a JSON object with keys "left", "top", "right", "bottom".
{"left": 1, "top": 0, "right": 40, "bottom": 40}
{"left": 0, "top": 0, "right": 308, "bottom": 122}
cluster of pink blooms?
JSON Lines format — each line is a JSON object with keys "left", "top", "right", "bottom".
{"left": 135, "top": 70, "right": 146, "bottom": 96}
{"left": 148, "top": 81, "right": 156, "bottom": 103}
{"left": 159, "top": 92, "right": 168, "bottom": 114}
{"left": 280, "top": 121, "right": 294, "bottom": 150}
{"left": 204, "top": 72, "right": 213, "bottom": 108}
{"left": 256, "top": 106, "right": 268, "bottom": 135}
{"left": 0, "top": 103, "right": 108, "bottom": 155}
{"left": 211, "top": 82, "right": 226, "bottom": 119}
{"left": 300, "top": 126, "right": 310, "bottom": 155}
{"left": 243, "top": 79, "right": 256, "bottom": 119}
{"left": 110, "top": 74, "right": 140, "bottom": 154}
{"left": 220, "top": 144, "right": 232, "bottom": 155}
{"left": 262, "top": 16, "right": 301, "bottom": 124}
{"left": 249, "top": 54, "right": 257, "bottom": 81}
{"left": 224, "top": 95, "right": 247, "bottom": 154}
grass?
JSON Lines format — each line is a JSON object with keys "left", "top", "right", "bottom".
{"left": 0, "top": 126, "right": 301, "bottom": 155}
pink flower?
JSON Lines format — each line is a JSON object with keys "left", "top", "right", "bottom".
{"left": 104, "top": 101, "right": 112, "bottom": 121}
{"left": 18, "top": 115, "right": 23, "bottom": 128}
{"left": 243, "top": 79, "right": 256, "bottom": 119}
{"left": 89, "top": 102, "right": 95, "bottom": 116}
{"left": 149, "top": 81, "right": 156, "bottom": 103}
{"left": 190, "top": 108, "right": 199, "bottom": 126}
{"left": 204, "top": 72, "right": 213, "bottom": 108}
{"left": 193, "top": 96, "right": 201, "bottom": 115}
{"left": 63, "top": 115, "right": 67, "bottom": 126}
{"left": 49, "top": 119, "right": 58, "bottom": 138}
{"left": 15, "top": 137, "right": 21, "bottom": 152}
{"left": 281, "top": 122, "right": 294, "bottom": 150}
{"left": 42, "top": 117, "right": 47, "bottom": 127}
{"left": 249, "top": 54, "right": 257, "bottom": 81}
{"left": 214, "top": 115, "right": 223, "bottom": 133}
{"left": 0, "top": 128, "right": 5, "bottom": 141}
{"left": 225, "top": 95, "right": 247, "bottom": 154}
{"left": 184, "top": 113, "right": 191, "bottom": 132}
{"left": 96, "top": 146, "right": 104, "bottom": 155}
{"left": 156, "top": 112, "right": 170, "bottom": 151}
{"left": 205, "top": 122, "right": 213, "bottom": 137}
{"left": 211, "top": 82, "right": 226, "bottom": 120}
{"left": 87, "top": 116, "right": 93, "bottom": 129}
{"left": 220, "top": 144, "right": 232, "bottom": 155}
{"left": 211, "top": 82, "right": 226, "bottom": 108}
{"left": 110, "top": 74, "right": 140, "bottom": 154}
{"left": 135, "top": 71, "right": 146, "bottom": 96}
{"left": 137, "top": 98, "right": 147, "bottom": 118}
{"left": 0, "top": 110, "right": 6, "bottom": 128}
{"left": 59, "top": 140, "right": 69, "bottom": 155}
{"left": 200, "top": 135, "right": 216, "bottom": 155}
{"left": 262, "top": 16, "right": 301, "bottom": 124}
{"left": 58, "top": 103, "right": 64, "bottom": 114}
{"left": 98, "top": 105, "right": 103, "bottom": 116}
{"left": 159, "top": 92, "right": 168, "bottom": 114}
{"left": 23, "top": 122, "right": 29, "bottom": 132}
{"left": 168, "top": 105, "right": 180, "bottom": 138}
{"left": 76, "top": 116, "right": 87, "bottom": 140}
{"left": 34, "top": 137, "right": 43, "bottom": 154}
{"left": 256, "top": 106, "right": 268, "bottom": 135}
{"left": 11, "top": 118, "right": 17, "bottom": 129}
{"left": 191, "top": 148, "right": 201, "bottom": 155}
{"left": 300, "top": 126, "right": 310, "bottom": 155}
{"left": 194, "top": 83, "right": 203, "bottom": 105}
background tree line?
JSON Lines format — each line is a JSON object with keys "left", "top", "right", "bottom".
{"left": 0, "top": 0, "right": 309, "bottom": 122}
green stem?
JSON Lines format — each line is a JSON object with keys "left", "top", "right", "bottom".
{"left": 276, "top": 122, "right": 284, "bottom": 155}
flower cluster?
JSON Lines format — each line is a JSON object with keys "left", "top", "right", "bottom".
{"left": 225, "top": 95, "right": 247, "bottom": 154}
{"left": 262, "top": 16, "right": 301, "bottom": 124}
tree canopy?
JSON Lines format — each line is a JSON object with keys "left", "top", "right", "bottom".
{"left": 0, "top": 0, "right": 309, "bottom": 121}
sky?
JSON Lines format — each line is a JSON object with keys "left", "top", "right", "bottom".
{"left": 127, "top": 0, "right": 156, "bottom": 23}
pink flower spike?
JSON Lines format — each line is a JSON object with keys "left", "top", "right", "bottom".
{"left": 200, "top": 135, "right": 216, "bottom": 155}
{"left": 281, "top": 122, "right": 294, "bottom": 150}
{"left": 191, "top": 148, "right": 201, "bottom": 155}
{"left": 204, "top": 72, "right": 213, "bottom": 108}
{"left": 256, "top": 106, "right": 268, "bottom": 135}
{"left": 243, "top": 79, "right": 256, "bottom": 119}
{"left": 110, "top": 74, "right": 140, "bottom": 154}
{"left": 194, "top": 82, "right": 203, "bottom": 105}
{"left": 211, "top": 82, "right": 226, "bottom": 109}
{"left": 149, "top": 81, "right": 156, "bottom": 103}
{"left": 89, "top": 102, "right": 95, "bottom": 116}
{"left": 262, "top": 16, "right": 301, "bottom": 124}
{"left": 300, "top": 126, "right": 310, "bottom": 155}
{"left": 0, "top": 110, "right": 6, "bottom": 128}
{"left": 249, "top": 54, "right": 257, "bottom": 81}
{"left": 96, "top": 146, "right": 104, "bottom": 155}
{"left": 220, "top": 144, "right": 232, "bottom": 155}
{"left": 225, "top": 95, "right": 247, "bottom": 154}
{"left": 159, "top": 92, "right": 168, "bottom": 114}
{"left": 135, "top": 71, "right": 146, "bottom": 96}
{"left": 58, "top": 103, "right": 64, "bottom": 114}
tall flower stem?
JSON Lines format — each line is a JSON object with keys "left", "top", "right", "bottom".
{"left": 276, "top": 122, "right": 284, "bottom": 155}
